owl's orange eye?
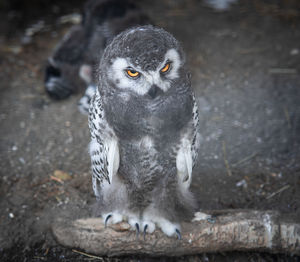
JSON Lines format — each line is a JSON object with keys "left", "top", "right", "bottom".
{"left": 160, "top": 62, "right": 171, "bottom": 73}
{"left": 126, "top": 69, "right": 140, "bottom": 78}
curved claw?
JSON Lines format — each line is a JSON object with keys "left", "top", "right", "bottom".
{"left": 175, "top": 228, "right": 182, "bottom": 240}
{"left": 135, "top": 223, "right": 140, "bottom": 239}
{"left": 104, "top": 214, "right": 112, "bottom": 228}
{"left": 143, "top": 224, "right": 148, "bottom": 241}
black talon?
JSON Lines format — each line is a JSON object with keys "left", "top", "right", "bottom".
{"left": 143, "top": 224, "right": 148, "bottom": 241}
{"left": 135, "top": 223, "right": 140, "bottom": 239}
{"left": 105, "top": 214, "right": 112, "bottom": 228}
{"left": 175, "top": 229, "right": 182, "bottom": 240}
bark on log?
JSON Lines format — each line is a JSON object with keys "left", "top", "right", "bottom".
{"left": 52, "top": 210, "right": 300, "bottom": 256}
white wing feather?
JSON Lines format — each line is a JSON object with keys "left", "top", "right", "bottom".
{"left": 176, "top": 94, "right": 200, "bottom": 190}
{"left": 107, "top": 138, "right": 120, "bottom": 184}
{"left": 88, "top": 89, "right": 119, "bottom": 197}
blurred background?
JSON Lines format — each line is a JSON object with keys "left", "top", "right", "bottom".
{"left": 0, "top": 0, "right": 300, "bottom": 261}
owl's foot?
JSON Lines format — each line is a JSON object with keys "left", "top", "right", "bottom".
{"left": 142, "top": 220, "right": 155, "bottom": 240}
{"left": 102, "top": 212, "right": 123, "bottom": 227}
{"left": 155, "top": 218, "right": 181, "bottom": 239}
{"left": 128, "top": 215, "right": 156, "bottom": 240}
{"left": 141, "top": 212, "right": 181, "bottom": 239}
{"left": 104, "top": 213, "right": 181, "bottom": 239}
{"left": 128, "top": 215, "right": 141, "bottom": 239}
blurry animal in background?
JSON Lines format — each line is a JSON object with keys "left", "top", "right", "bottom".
{"left": 89, "top": 25, "right": 201, "bottom": 238}
{"left": 45, "top": 0, "right": 150, "bottom": 101}
{"left": 45, "top": 25, "right": 87, "bottom": 100}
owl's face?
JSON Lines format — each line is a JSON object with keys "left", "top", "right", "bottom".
{"left": 108, "top": 48, "right": 181, "bottom": 98}
{"left": 100, "top": 26, "right": 186, "bottom": 99}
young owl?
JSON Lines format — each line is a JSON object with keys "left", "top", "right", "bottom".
{"left": 45, "top": 0, "right": 150, "bottom": 100}
{"left": 89, "top": 25, "right": 201, "bottom": 239}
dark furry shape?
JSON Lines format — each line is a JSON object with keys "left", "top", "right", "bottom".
{"left": 45, "top": 0, "right": 151, "bottom": 100}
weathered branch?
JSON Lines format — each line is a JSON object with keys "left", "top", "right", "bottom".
{"left": 52, "top": 210, "right": 300, "bottom": 256}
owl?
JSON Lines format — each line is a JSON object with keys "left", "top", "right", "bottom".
{"left": 45, "top": 0, "right": 150, "bottom": 100}
{"left": 89, "top": 25, "right": 201, "bottom": 239}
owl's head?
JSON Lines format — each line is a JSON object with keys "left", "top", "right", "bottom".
{"left": 99, "top": 25, "right": 187, "bottom": 98}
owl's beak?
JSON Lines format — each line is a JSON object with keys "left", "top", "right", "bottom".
{"left": 148, "top": 84, "right": 161, "bottom": 99}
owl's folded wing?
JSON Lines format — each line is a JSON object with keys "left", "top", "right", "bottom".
{"left": 176, "top": 94, "right": 200, "bottom": 190}
{"left": 191, "top": 94, "right": 200, "bottom": 167}
{"left": 88, "top": 90, "right": 120, "bottom": 198}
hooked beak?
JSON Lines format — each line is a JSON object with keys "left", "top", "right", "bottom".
{"left": 148, "top": 84, "right": 162, "bottom": 99}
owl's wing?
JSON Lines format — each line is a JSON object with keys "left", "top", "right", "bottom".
{"left": 88, "top": 90, "right": 119, "bottom": 198}
{"left": 176, "top": 94, "right": 200, "bottom": 189}
{"left": 191, "top": 94, "right": 200, "bottom": 167}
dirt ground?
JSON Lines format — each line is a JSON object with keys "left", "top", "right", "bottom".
{"left": 0, "top": 0, "right": 300, "bottom": 261}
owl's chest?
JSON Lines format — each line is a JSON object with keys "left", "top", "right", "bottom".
{"left": 104, "top": 91, "right": 193, "bottom": 141}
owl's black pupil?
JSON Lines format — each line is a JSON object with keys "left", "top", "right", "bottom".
{"left": 130, "top": 70, "right": 136, "bottom": 74}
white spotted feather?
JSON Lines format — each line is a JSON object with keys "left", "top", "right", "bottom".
{"left": 176, "top": 92, "right": 200, "bottom": 190}
{"left": 191, "top": 93, "right": 201, "bottom": 166}
{"left": 88, "top": 89, "right": 119, "bottom": 197}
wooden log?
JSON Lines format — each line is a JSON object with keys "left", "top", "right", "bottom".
{"left": 52, "top": 210, "right": 300, "bottom": 256}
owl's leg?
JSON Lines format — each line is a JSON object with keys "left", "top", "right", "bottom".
{"left": 100, "top": 188, "right": 127, "bottom": 227}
